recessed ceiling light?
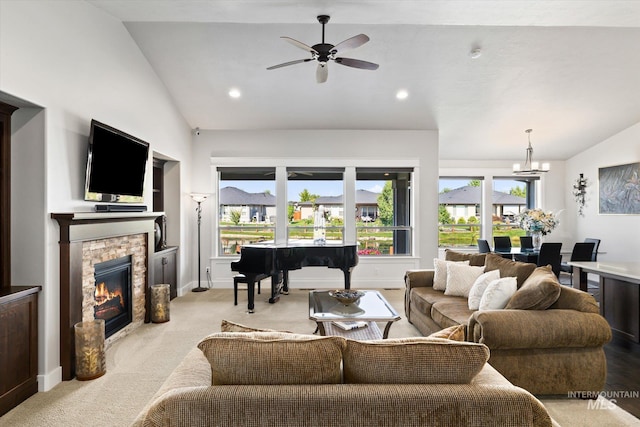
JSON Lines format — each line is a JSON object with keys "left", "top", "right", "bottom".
{"left": 396, "top": 90, "right": 409, "bottom": 100}
{"left": 228, "top": 88, "right": 241, "bottom": 98}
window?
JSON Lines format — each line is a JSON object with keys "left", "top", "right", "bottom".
{"left": 356, "top": 168, "right": 413, "bottom": 256}
{"left": 217, "top": 167, "right": 276, "bottom": 254}
{"left": 287, "top": 168, "right": 344, "bottom": 244}
{"left": 438, "top": 177, "right": 483, "bottom": 247}
{"left": 493, "top": 177, "right": 537, "bottom": 247}
{"left": 215, "top": 163, "right": 415, "bottom": 257}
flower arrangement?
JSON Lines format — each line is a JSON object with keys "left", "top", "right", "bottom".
{"left": 515, "top": 208, "right": 558, "bottom": 236}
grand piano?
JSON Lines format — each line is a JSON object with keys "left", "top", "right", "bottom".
{"left": 230, "top": 244, "right": 359, "bottom": 313}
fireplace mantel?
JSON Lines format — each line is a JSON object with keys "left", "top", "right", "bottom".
{"left": 52, "top": 211, "right": 162, "bottom": 380}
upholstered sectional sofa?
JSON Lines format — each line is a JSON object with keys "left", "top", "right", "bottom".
{"left": 405, "top": 251, "right": 612, "bottom": 395}
{"left": 132, "top": 329, "right": 553, "bottom": 426}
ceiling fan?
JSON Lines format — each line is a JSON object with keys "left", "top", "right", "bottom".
{"left": 266, "top": 15, "right": 379, "bottom": 83}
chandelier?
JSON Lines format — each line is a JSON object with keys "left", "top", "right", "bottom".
{"left": 512, "top": 129, "right": 550, "bottom": 175}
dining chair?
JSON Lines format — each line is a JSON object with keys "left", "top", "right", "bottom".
{"left": 536, "top": 242, "right": 563, "bottom": 277}
{"left": 559, "top": 242, "right": 596, "bottom": 284}
{"left": 493, "top": 236, "right": 513, "bottom": 259}
{"left": 477, "top": 239, "right": 491, "bottom": 253}
{"left": 584, "top": 238, "right": 601, "bottom": 261}
{"left": 519, "top": 236, "right": 534, "bottom": 250}
{"left": 493, "top": 236, "right": 512, "bottom": 251}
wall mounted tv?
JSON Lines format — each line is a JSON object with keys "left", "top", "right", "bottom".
{"left": 84, "top": 119, "right": 150, "bottom": 203}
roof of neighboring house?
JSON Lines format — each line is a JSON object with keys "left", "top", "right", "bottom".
{"left": 299, "top": 189, "right": 380, "bottom": 206}
{"left": 220, "top": 186, "right": 276, "bottom": 206}
{"left": 438, "top": 186, "right": 526, "bottom": 205}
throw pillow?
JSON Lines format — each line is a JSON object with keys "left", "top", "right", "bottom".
{"left": 444, "top": 249, "right": 486, "bottom": 267}
{"left": 478, "top": 277, "right": 518, "bottom": 310}
{"left": 433, "top": 258, "right": 469, "bottom": 291}
{"left": 505, "top": 265, "right": 562, "bottom": 310}
{"left": 427, "top": 324, "right": 466, "bottom": 341}
{"left": 197, "top": 331, "right": 345, "bottom": 385}
{"left": 343, "top": 337, "right": 489, "bottom": 384}
{"left": 483, "top": 253, "right": 537, "bottom": 287}
{"left": 468, "top": 269, "right": 501, "bottom": 310}
{"left": 220, "top": 319, "right": 282, "bottom": 333}
{"left": 444, "top": 263, "right": 485, "bottom": 297}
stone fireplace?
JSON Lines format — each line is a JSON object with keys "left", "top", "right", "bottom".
{"left": 82, "top": 235, "right": 147, "bottom": 341}
{"left": 52, "top": 212, "right": 159, "bottom": 380}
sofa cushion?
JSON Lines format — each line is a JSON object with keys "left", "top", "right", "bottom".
{"left": 343, "top": 338, "right": 489, "bottom": 384}
{"left": 506, "top": 266, "right": 561, "bottom": 310}
{"left": 427, "top": 324, "right": 466, "bottom": 341}
{"left": 197, "top": 332, "right": 345, "bottom": 385}
{"left": 478, "top": 277, "right": 518, "bottom": 310}
{"left": 431, "top": 298, "right": 474, "bottom": 328}
{"left": 433, "top": 258, "right": 469, "bottom": 291}
{"left": 468, "top": 269, "right": 501, "bottom": 310}
{"left": 444, "top": 263, "right": 485, "bottom": 298}
{"left": 548, "top": 285, "right": 600, "bottom": 313}
{"left": 484, "top": 253, "right": 536, "bottom": 287}
{"left": 444, "top": 249, "right": 486, "bottom": 266}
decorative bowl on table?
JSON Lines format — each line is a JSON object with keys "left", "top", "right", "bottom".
{"left": 329, "top": 290, "right": 365, "bottom": 306}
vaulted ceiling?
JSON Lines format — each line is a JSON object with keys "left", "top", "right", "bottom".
{"left": 88, "top": 0, "right": 640, "bottom": 160}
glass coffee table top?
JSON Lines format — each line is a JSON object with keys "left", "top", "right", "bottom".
{"left": 309, "top": 290, "right": 400, "bottom": 339}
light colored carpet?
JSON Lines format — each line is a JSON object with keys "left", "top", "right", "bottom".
{"left": 1, "top": 288, "right": 639, "bottom": 427}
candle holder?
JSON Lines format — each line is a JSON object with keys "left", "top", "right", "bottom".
{"left": 151, "top": 283, "right": 171, "bottom": 323}
{"left": 74, "top": 319, "right": 106, "bottom": 380}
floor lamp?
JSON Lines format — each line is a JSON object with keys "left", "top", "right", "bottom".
{"left": 190, "top": 193, "right": 208, "bottom": 292}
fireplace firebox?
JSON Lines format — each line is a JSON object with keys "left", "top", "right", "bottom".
{"left": 94, "top": 256, "right": 133, "bottom": 338}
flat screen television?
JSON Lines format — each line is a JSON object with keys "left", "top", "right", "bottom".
{"left": 84, "top": 119, "right": 150, "bottom": 203}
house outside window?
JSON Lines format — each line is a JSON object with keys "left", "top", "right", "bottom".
{"left": 217, "top": 168, "right": 276, "bottom": 254}
{"left": 215, "top": 164, "right": 414, "bottom": 257}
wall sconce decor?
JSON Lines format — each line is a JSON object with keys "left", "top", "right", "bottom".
{"left": 572, "top": 173, "right": 588, "bottom": 216}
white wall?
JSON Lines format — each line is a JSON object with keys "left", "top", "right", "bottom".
{"left": 566, "top": 121, "right": 640, "bottom": 261}
{"left": 1, "top": 1, "right": 192, "bottom": 391}
{"left": 190, "top": 130, "right": 438, "bottom": 291}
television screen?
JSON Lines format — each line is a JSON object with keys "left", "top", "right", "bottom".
{"left": 84, "top": 120, "right": 150, "bottom": 203}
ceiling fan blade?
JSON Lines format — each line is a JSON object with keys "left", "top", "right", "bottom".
{"left": 267, "top": 58, "right": 313, "bottom": 70}
{"left": 316, "top": 63, "right": 328, "bottom": 83}
{"left": 334, "top": 57, "right": 379, "bottom": 70}
{"left": 332, "top": 34, "right": 370, "bottom": 53}
{"left": 281, "top": 36, "right": 317, "bottom": 54}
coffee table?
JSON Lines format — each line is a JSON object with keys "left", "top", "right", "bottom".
{"left": 308, "top": 290, "right": 400, "bottom": 340}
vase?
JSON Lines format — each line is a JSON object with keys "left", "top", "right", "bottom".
{"left": 532, "top": 232, "right": 543, "bottom": 250}
{"left": 74, "top": 319, "right": 106, "bottom": 380}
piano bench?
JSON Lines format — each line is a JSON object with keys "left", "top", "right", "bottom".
{"left": 233, "top": 274, "right": 269, "bottom": 306}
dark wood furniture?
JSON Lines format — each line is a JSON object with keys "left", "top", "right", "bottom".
{"left": 231, "top": 244, "right": 358, "bottom": 313}
{"left": 571, "top": 261, "right": 640, "bottom": 343}
{"left": 0, "top": 287, "right": 40, "bottom": 416}
{"left": 0, "top": 101, "right": 41, "bottom": 416}
{"left": 153, "top": 246, "right": 178, "bottom": 300}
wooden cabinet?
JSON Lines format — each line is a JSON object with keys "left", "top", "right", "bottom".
{"left": 0, "top": 287, "right": 40, "bottom": 416}
{"left": 153, "top": 246, "right": 178, "bottom": 299}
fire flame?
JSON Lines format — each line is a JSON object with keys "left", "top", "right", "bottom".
{"left": 95, "top": 282, "right": 124, "bottom": 307}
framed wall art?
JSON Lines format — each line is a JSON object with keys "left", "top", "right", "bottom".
{"left": 598, "top": 162, "right": 640, "bottom": 214}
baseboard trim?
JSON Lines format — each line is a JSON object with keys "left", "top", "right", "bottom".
{"left": 38, "top": 366, "right": 62, "bottom": 392}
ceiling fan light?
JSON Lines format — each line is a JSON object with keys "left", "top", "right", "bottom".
{"left": 513, "top": 163, "right": 521, "bottom": 172}
{"left": 542, "top": 162, "right": 550, "bottom": 171}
